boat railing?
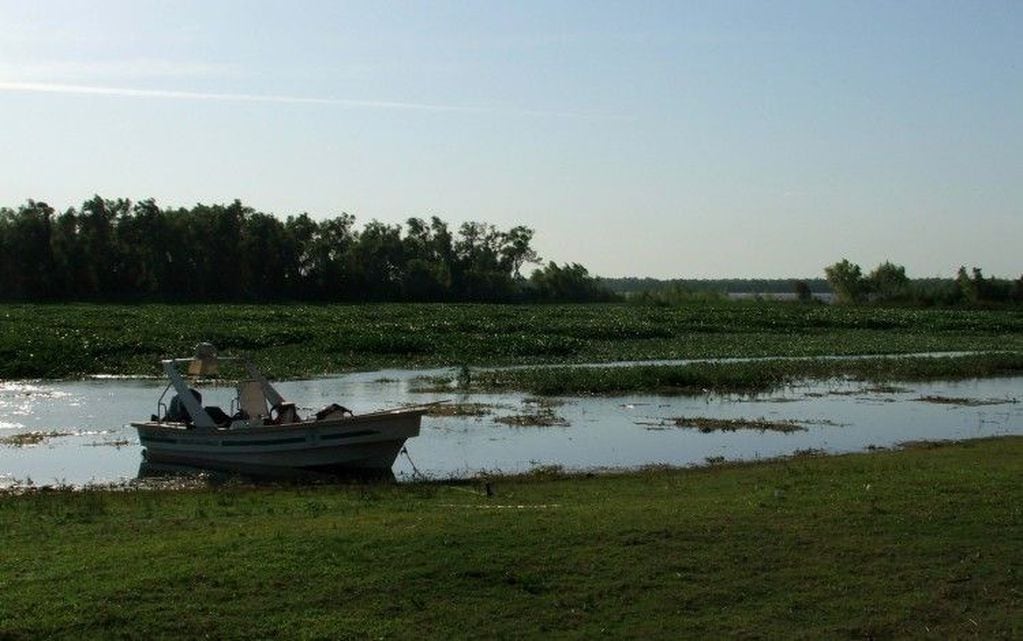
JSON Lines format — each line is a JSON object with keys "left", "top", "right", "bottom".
{"left": 155, "top": 381, "right": 174, "bottom": 422}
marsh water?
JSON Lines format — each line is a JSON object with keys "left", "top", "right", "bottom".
{"left": 1, "top": 363, "right": 1021, "bottom": 487}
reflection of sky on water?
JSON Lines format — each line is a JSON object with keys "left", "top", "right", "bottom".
{"left": 0, "top": 370, "right": 1020, "bottom": 487}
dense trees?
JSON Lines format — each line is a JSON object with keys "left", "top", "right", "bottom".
{"left": 824, "top": 259, "right": 867, "bottom": 304}
{"left": 530, "top": 262, "right": 617, "bottom": 302}
{"left": 0, "top": 197, "right": 612, "bottom": 303}
{"left": 824, "top": 259, "right": 911, "bottom": 304}
{"left": 602, "top": 277, "right": 832, "bottom": 296}
{"left": 824, "top": 259, "right": 1022, "bottom": 307}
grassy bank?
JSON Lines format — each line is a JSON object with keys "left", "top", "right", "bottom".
{"left": 2, "top": 438, "right": 1021, "bottom": 639}
{"left": 468, "top": 352, "right": 1023, "bottom": 396}
{"left": 1, "top": 302, "right": 1023, "bottom": 379}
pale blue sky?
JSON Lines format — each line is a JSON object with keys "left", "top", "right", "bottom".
{"left": 1, "top": 1, "right": 1020, "bottom": 278}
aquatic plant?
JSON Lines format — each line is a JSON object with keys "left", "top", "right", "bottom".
{"left": 643, "top": 416, "right": 807, "bottom": 433}
{"left": 0, "top": 431, "right": 71, "bottom": 447}
{"left": 1, "top": 301, "right": 1022, "bottom": 379}
{"left": 421, "top": 402, "right": 496, "bottom": 418}
{"left": 914, "top": 395, "right": 1018, "bottom": 406}
{"left": 494, "top": 408, "right": 569, "bottom": 427}
{"left": 471, "top": 352, "right": 1023, "bottom": 396}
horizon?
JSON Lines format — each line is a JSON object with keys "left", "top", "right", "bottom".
{"left": 2, "top": 1, "right": 1020, "bottom": 279}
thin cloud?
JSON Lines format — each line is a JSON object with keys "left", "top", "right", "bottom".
{"left": 0, "top": 59, "right": 238, "bottom": 81}
{"left": 0, "top": 81, "right": 480, "bottom": 113}
{"left": 0, "top": 80, "right": 627, "bottom": 120}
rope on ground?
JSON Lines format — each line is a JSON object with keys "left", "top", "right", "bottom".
{"left": 399, "top": 446, "right": 428, "bottom": 481}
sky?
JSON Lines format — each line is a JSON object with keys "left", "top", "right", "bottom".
{"left": 1, "top": 1, "right": 1020, "bottom": 279}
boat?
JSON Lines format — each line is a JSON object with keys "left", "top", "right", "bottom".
{"left": 131, "top": 343, "right": 427, "bottom": 476}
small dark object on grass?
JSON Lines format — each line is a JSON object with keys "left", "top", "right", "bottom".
{"left": 790, "top": 448, "right": 827, "bottom": 458}
{"left": 899, "top": 439, "right": 959, "bottom": 450}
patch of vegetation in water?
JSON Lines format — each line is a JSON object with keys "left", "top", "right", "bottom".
{"left": 0, "top": 431, "right": 71, "bottom": 447}
{"left": 641, "top": 416, "right": 807, "bottom": 433}
{"left": 471, "top": 352, "right": 1023, "bottom": 397}
{"left": 84, "top": 439, "right": 132, "bottom": 448}
{"left": 826, "top": 384, "right": 913, "bottom": 396}
{"left": 494, "top": 409, "right": 569, "bottom": 427}
{"left": 409, "top": 375, "right": 454, "bottom": 392}
{"left": 914, "top": 395, "right": 1018, "bottom": 406}
{"left": 862, "top": 384, "right": 912, "bottom": 394}
{"left": 3, "top": 302, "right": 1023, "bottom": 379}
{"left": 521, "top": 396, "right": 566, "bottom": 409}
{"left": 422, "top": 402, "right": 497, "bottom": 418}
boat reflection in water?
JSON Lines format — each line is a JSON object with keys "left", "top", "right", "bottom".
{"left": 136, "top": 459, "right": 398, "bottom": 484}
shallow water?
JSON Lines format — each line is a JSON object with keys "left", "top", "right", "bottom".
{"left": 1, "top": 367, "right": 1021, "bottom": 487}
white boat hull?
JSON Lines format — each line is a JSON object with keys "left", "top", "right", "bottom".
{"left": 132, "top": 408, "right": 423, "bottom": 473}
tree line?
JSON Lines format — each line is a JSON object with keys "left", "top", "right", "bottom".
{"left": 601, "top": 277, "right": 831, "bottom": 296}
{"left": 825, "top": 259, "right": 1023, "bottom": 306}
{"left": 0, "top": 197, "right": 614, "bottom": 303}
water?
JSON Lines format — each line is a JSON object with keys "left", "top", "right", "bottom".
{"left": 1, "top": 368, "right": 1020, "bottom": 487}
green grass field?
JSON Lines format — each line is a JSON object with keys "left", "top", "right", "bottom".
{"left": 2, "top": 437, "right": 1021, "bottom": 640}
{"left": 1, "top": 302, "right": 1022, "bottom": 379}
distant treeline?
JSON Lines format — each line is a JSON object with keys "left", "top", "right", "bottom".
{"left": 602, "top": 277, "right": 830, "bottom": 296}
{"left": 605, "top": 265, "right": 1023, "bottom": 309}
{"left": 825, "top": 259, "right": 1023, "bottom": 307}
{"left": 0, "top": 197, "right": 614, "bottom": 303}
